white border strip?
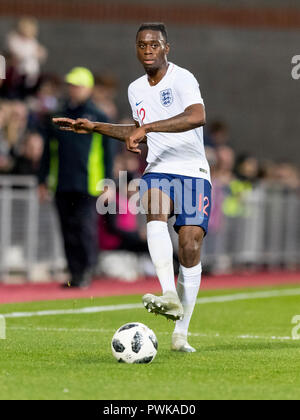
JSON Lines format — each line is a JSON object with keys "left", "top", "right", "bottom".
{"left": 2, "top": 287, "right": 300, "bottom": 319}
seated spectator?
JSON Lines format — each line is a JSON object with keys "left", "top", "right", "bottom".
{"left": 0, "top": 101, "right": 13, "bottom": 173}
{"left": 5, "top": 100, "right": 29, "bottom": 153}
{"left": 204, "top": 120, "right": 230, "bottom": 148}
{"left": 274, "top": 161, "right": 300, "bottom": 191}
{"left": 258, "top": 160, "right": 277, "bottom": 185}
{"left": 28, "top": 73, "right": 61, "bottom": 116}
{"left": 112, "top": 150, "right": 142, "bottom": 182}
{"left": 99, "top": 174, "right": 148, "bottom": 254}
{"left": 234, "top": 154, "right": 259, "bottom": 184}
{"left": 11, "top": 131, "right": 44, "bottom": 176}
{"left": 93, "top": 73, "right": 119, "bottom": 120}
{"left": 214, "top": 145, "right": 236, "bottom": 187}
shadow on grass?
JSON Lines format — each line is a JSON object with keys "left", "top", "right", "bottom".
{"left": 70, "top": 351, "right": 169, "bottom": 365}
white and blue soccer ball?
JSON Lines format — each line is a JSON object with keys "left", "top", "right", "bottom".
{"left": 111, "top": 322, "right": 158, "bottom": 364}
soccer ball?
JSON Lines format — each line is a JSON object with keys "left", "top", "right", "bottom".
{"left": 111, "top": 322, "right": 158, "bottom": 364}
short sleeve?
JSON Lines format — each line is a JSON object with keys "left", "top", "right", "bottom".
{"left": 128, "top": 85, "right": 139, "bottom": 122}
{"left": 176, "top": 71, "right": 204, "bottom": 110}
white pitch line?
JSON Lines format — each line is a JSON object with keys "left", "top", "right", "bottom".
{"left": 2, "top": 287, "right": 300, "bottom": 319}
{"left": 237, "top": 334, "right": 295, "bottom": 341}
{"left": 3, "top": 303, "right": 142, "bottom": 319}
{"left": 6, "top": 326, "right": 298, "bottom": 341}
{"left": 196, "top": 288, "right": 300, "bottom": 304}
{"left": 8, "top": 326, "right": 113, "bottom": 334}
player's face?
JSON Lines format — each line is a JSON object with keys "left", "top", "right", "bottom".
{"left": 136, "top": 30, "right": 169, "bottom": 71}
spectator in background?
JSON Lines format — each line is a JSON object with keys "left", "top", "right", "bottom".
{"left": 205, "top": 120, "right": 230, "bottom": 148}
{"left": 205, "top": 146, "right": 234, "bottom": 267}
{"left": 258, "top": 160, "right": 300, "bottom": 191}
{"left": 273, "top": 161, "right": 300, "bottom": 191}
{"left": 0, "top": 100, "right": 30, "bottom": 173}
{"left": 11, "top": 131, "right": 43, "bottom": 176}
{"left": 0, "top": 99, "right": 41, "bottom": 172}
{"left": 214, "top": 145, "right": 236, "bottom": 187}
{"left": 99, "top": 172, "right": 148, "bottom": 254}
{"left": 0, "top": 104, "right": 13, "bottom": 173}
{"left": 112, "top": 150, "right": 142, "bottom": 181}
{"left": 220, "top": 153, "right": 259, "bottom": 219}
{"left": 38, "top": 67, "right": 114, "bottom": 288}
{"left": 93, "top": 73, "right": 119, "bottom": 120}
{"left": 234, "top": 154, "right": 259, "bottom": 184}
{"left": 0, "top": 51, "right": 24, "bottom": 99}
{"left": 5, "top": 17, "right": 47, "bottom": 97}
{"left": 5, "top": 101, "right": 29, "bottom": 151}
{"left": 258, "top": 160, "right": 277, "bottom": 184}
{"left": 29, "top": 74, "right": 61, "bottom": 117}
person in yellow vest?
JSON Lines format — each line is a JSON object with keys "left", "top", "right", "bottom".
{"left": 39, "top": 67, "right": 114, "bottom": 288}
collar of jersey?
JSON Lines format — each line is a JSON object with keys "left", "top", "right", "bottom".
{"left": 146, "top": 62, "right": 174, "bottom": 88}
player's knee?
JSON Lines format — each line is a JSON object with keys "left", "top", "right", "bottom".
{"left": 179, "top": 232, "right": 202, "bottom": 267}
{"left": 179, "top": 229, "right": 203, "bottom": 268}
{"left": 180, "top": 250, "right": 200, "bottom": 268}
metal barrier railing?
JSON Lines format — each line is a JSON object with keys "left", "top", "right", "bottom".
{"left": 202, "top": 184, "right": 300, "bottom": 271}
{"left": 0, "top": 177, "right": 299, "bottom": 281}
{"left": 0, "top": 176, "right": 65, "bottom": 281}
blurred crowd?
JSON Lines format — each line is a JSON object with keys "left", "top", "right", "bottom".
{"left": 205, "top": 121, "right": 300, "bottom": 235}
{"left": 1, "top": 18, "right": 300, "bottom": 280}
{"left": 1, "top": 19, "right": 299, "bottom": 185}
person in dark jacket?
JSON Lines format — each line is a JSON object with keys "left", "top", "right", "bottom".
{"left": 38, "top": 67, "right": 114, "bottom": 288}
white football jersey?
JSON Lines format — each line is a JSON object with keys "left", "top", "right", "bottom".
{"left": 128, "top": 62, "right": 211, "bottom": 183}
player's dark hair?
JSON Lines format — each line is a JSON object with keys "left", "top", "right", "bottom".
{"left": 136, "top": 23, "right": 168, "bottom": 43}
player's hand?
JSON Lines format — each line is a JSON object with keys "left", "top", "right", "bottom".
{"left": 127, "top": 126, "right": 146, "bottom": 154}
{"left": 73, "top": 118, "right": 95, "bottom": 133}
{"left": 52, "top": 117, "right": 75, "bottom": 131}
{"left": 52, "top": 118, "right": 95, "bottom": 134}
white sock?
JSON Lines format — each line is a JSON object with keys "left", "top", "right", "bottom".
{"left": 174, "top": 261, "right": 202, "bottom": 336}
{"left": 147, "top": 221, "right": 176, "bottom": 294}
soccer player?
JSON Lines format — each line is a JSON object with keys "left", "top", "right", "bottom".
{"left": 53, "top": 23, "right": 211, "bottom": 352}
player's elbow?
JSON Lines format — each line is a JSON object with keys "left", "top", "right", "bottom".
{"left": 197, "top": 115, "right": 206, "bottom": 127}
{"left": 197, "top": 107, "right": 206, "bottom": 126}
{"left": 187, "top": 106, "right": 206, "bottom": 128}
{"left": 190, "top": 113, "right": 206, "bottom": 128}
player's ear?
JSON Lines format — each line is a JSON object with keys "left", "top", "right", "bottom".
{"left": 165, "top": 43, "right": 170, "bottom": 55}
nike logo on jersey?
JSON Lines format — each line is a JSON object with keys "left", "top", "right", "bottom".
{"left": 136, "top": 100, "right": 143, "bottom": 106}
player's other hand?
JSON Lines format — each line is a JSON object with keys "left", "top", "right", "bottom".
{"left": 127, "top": 126, "right": 146, "bottom": 154}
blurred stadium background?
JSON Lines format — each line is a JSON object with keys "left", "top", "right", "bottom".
{"left": 0, "top": 0, "right": 300, "bottom": 284}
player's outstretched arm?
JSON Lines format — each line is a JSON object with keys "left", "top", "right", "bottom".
{"left": 52, "top": 117, "right": 136, "bottom": 139}
{"left": 52, "top": 117, "right": 145, "bottom": 154}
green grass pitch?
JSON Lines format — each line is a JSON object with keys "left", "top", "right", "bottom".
{"left": 0, "top": 285, "right": 300, "bottom": 400}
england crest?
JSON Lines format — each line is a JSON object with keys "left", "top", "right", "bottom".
{"left": 160, "top": 88, "right": 173, "bottom": 107}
